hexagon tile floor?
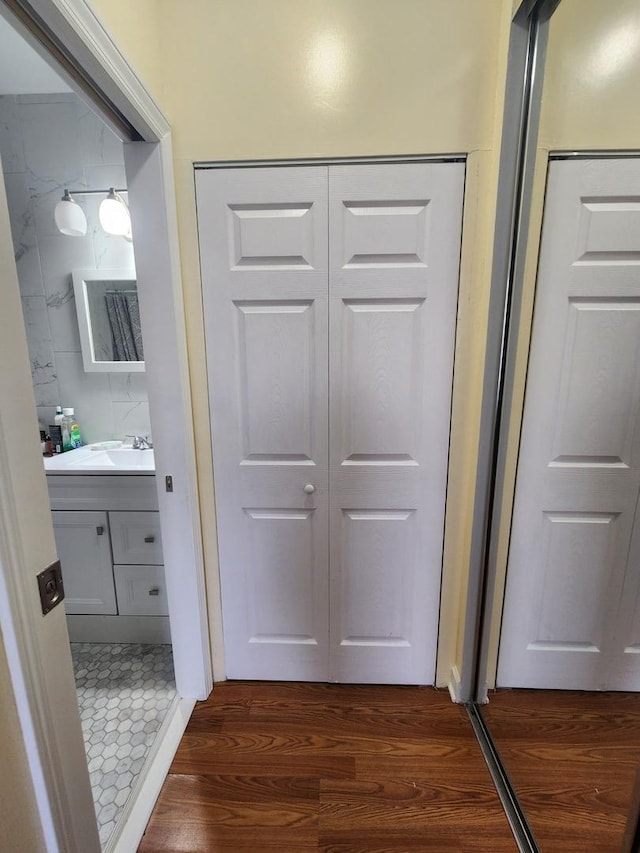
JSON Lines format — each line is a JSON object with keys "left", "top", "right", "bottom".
{"left": 70, "top": 643, "right": 176, "bottom": 847}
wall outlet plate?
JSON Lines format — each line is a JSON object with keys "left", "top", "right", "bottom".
{"left": 37, "top": 560, "right": 65, "bottom": 616}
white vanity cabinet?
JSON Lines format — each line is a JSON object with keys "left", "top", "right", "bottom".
{"left": 47, "top": 474, "right": 171, "bottom": 644}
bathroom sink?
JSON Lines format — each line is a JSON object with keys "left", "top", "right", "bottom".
{"left": 43, "top": 443, "right": 155, "bottom": 473}
{"left": 68, "top": 447, "right": 155, "bottom": 471}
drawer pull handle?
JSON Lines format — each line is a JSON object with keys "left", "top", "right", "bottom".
{"left": 144, "top": 535, "right": 155, "bottom": 543}
{"left": 148, "top": 587, "right": 160, "bottom": 596}
{"left": 96, "top": 526, "right": 104, "bottom": 536}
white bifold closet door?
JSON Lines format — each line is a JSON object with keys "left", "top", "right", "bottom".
{"left": 196, "top": 162, "right": 464, "bottom": 683}
{"left": 498, "top": 159, "right": 640, "bottom": 691}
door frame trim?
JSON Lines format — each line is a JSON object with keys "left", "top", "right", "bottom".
{"left": 549, "top": 150, "right": 640, "bottom": 159}
{"left": 195, "top": 154, "right": 466, "bottom": 169}
{"left": 3, "top": 0, "right": 168, "bottom": 141}
{"left": 459, "top": 0, "right": 557, "bottom": 703}
{"left": 0, "top": 1, "right": 212, "bottom": 849}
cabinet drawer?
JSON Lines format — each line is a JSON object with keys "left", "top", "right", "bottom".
{"left": 109, "top": 511, "right": 163, "bottom": 564}
{"left": 113, "top": 565, "right": 169, "bottom": 616}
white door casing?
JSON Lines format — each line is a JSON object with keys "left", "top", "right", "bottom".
{"left": 197, "top": 162, "right": 464, "bottom": 684}
{"left": 498, "top": 159, "right": 640, "bottom": 691}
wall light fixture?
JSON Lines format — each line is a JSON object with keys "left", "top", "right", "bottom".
{"left": 54, "top": 187, "right": 131, "bottom": 240}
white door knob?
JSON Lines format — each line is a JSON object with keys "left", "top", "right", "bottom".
{"left": 304, "top": 484, "right": 315, "bottom": 494}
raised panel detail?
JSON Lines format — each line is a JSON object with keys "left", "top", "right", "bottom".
{"left": 342, "top": 200, "right": 430, "bottom": 267}
{"left": 529, "top": 512, "right": 620, "bottom": 651}
{"left": 235, "top": 301, "right": 314, "bottom": 464}
{"left": 339, "top": 510, "right": 415, "bottom": 646}
{"left": 550, "top": 300, "right": 640, "bottom": 467}
{"left": 228, "top": 203, "right": 316, "bottom": 269}
{"left": 244, "top": 509, "right": 317, "bottom": 643}
{"left": 341, "top": 299, "right": 423, "bottom": 465}
{"left": 576, "top": 198, "right": 640, "bottom": 261}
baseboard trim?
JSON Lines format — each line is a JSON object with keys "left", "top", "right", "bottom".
{"left": 108, "top": 695, "right": 195, "bottom": 853}
{"left": 67, "top": 614, "right": 171, "bottom": 644}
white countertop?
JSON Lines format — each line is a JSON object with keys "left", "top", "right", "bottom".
{"left": 43, "top": 442, "right": 155, "bottom": 473}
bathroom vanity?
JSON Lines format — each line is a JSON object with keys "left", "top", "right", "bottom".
{"left": 45, "top": 446, "right": 170, "bottom": 644}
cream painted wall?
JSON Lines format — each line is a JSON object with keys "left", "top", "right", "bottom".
{"left": 87, "top": 0, "right": 164, "bottom": 105}
{"left": 90, "top": 0, "right": 514, "bottom": 687}
{"left": 0, "top": 634, "right": 45, "bottom": 852}
{"left": 485, "top": 0, "right": 640, "bottom": 688}
{"left": 539, "top": 0, "right": 640, "bottom": 150}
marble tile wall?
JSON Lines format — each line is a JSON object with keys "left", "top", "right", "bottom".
{"left": 0, "top": 93, "right": 150, "bottom": 443}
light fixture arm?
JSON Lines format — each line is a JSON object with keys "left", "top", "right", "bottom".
{"left": 62, "top": 187, "right": 128, "bottom": 196}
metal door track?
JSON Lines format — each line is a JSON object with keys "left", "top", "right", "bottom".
{"left": 466, "top": 703, "right": 539, "bottom": 853}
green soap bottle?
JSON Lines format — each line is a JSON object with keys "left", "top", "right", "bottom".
{"left": 62, "top": 407, "right": 83, "bottom": 450}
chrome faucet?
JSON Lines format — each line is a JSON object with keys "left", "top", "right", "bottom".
{"left": 126, "top": 435, "right": 153, "bottom": 450}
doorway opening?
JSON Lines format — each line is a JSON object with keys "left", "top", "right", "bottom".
{"left": 0, "top": 17, "right": 178, "bottom": 847}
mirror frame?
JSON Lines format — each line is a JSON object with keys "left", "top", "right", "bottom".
{"left": 72, "top": 267, "right": 144, "bottom": 373}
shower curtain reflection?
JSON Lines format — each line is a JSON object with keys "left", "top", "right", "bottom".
{"left": 105, "top": 290, "right": 144, "bottom": 362}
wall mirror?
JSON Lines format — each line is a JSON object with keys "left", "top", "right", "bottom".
{"left": 72, "top": 268, "right": 144, "bottom": 373}
{"left": 474, "top": 1, "right": 640, "bottom": 851}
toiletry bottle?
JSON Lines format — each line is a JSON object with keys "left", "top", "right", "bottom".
{"left": 70, "top": 414, "right": 83, "bottom": 448}
{"left": 49, "top": 425, "right": 63, "bottom": 454}
{"left": 54, "top": 405, "right": 64, "bottom": 426}
{"left": 62, "top": 408, "right": 83, "bottom": 450}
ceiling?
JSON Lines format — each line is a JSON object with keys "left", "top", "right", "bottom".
{"left": 0, "top": 12, "right": 70, "bottom": 94}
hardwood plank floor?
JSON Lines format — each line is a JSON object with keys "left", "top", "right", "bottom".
{"left": 138, "top": 683, "right": 516, "bottom": 852}
{"left": 482, "top": 689, "right": 640, "bottom": 852}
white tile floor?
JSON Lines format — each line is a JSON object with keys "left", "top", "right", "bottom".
{"left": 71, "top": 642, "right": 176, "bottom": 847}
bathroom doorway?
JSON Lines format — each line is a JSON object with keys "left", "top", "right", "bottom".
{"left": 0, "top": 18, "right": 177, "bottom": 848}
{"left": 0, "top": 3, "right": 210, "bottom": 851}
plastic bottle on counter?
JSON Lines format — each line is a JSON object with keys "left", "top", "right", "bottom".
{"left": 62, "top": 408, "right": 83, "bottom": 450}
{"left": 54, "top": 405, "right": 64, "bottom": 426}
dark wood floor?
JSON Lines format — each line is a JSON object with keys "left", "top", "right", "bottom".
{"left": 482, "top": 689, "right": 640, "bottom": 852}
{"left": 139, "top": 682, "right": 516, "bottom": 852}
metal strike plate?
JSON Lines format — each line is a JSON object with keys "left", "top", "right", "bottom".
{"left": 37, "top": 560, "right": 65, "bottom": 616}
{"left": 165, "top": 475, "right": 173, "bottom": 493}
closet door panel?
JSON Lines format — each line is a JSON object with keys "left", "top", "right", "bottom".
{"left": 329, "top": 162, "right": 465, "bottom": 684}
{"left": 498, "top": 159, "right": 640, "bottom": 691}
{"left": 196, "top": 166, "right": 329, "bottom": 680}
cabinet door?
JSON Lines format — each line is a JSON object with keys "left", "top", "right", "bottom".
{"left": 52, "top": 510, "right": 117, "bottom": 615}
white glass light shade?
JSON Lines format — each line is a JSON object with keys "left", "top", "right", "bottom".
{"left": 54, "top": 193, "right": 87, "bottom": 237}
{"left": 99, "top": 189, "right": 132, "bottom": 237}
